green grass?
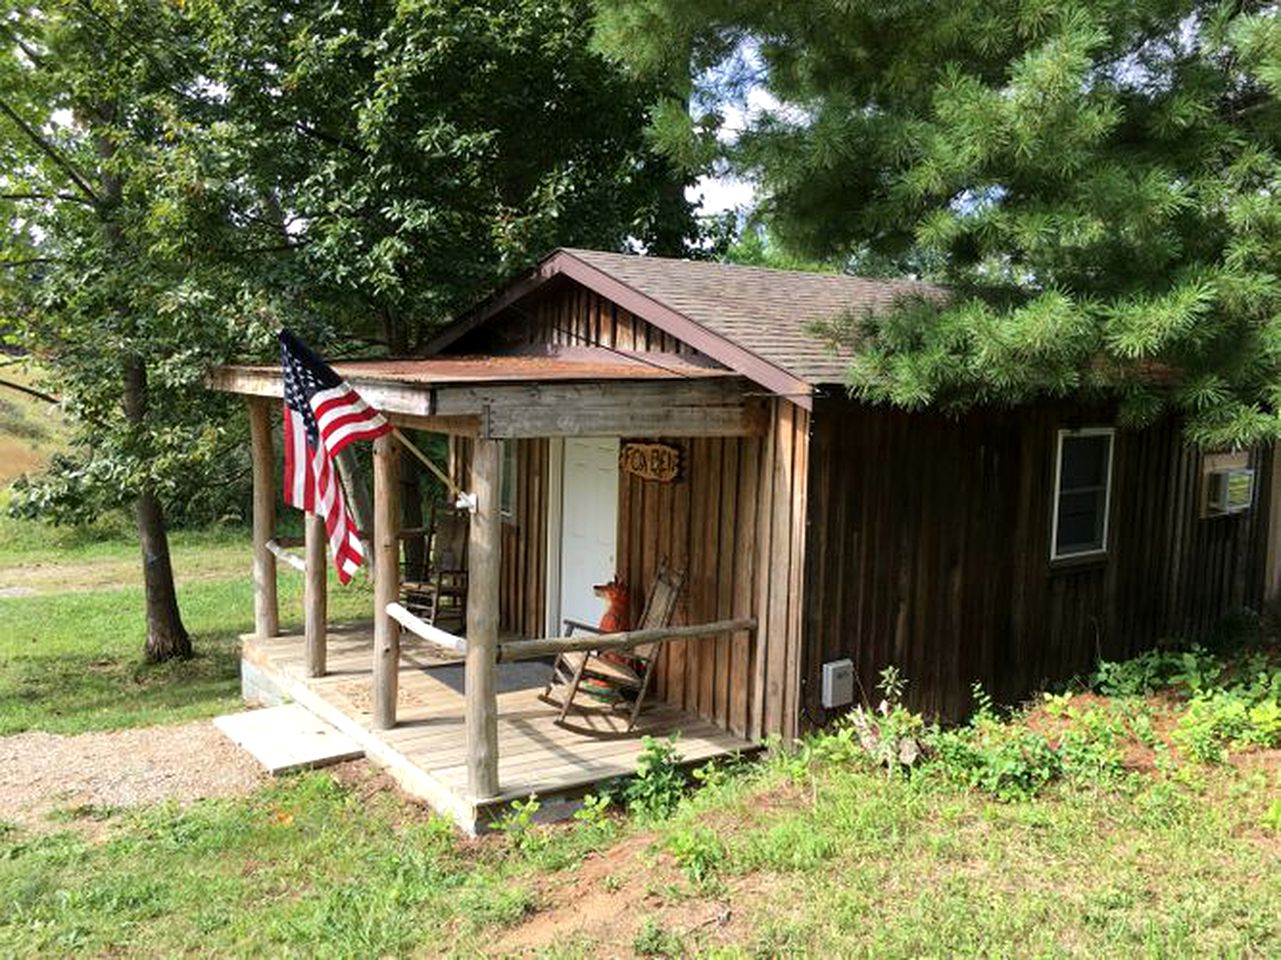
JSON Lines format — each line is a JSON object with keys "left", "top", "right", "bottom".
{"left": 653, "top": 761, "right": 1281, "bottom": 957}
{"left": 0, "top": 506, "right": 1277, "bottom": 957}
{"left": 0, "top": 512, "right": 374, "bottom": 735}
{"left": 0, "top": 733, "right": 1275, "bottom": 958}
{"left": 0, "top": 773, "right": 541, "bottom": 958}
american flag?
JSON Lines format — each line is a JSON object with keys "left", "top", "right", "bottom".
{"left": 280, "top": 329, "right": 391, "bottom": 583}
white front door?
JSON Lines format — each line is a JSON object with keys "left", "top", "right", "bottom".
{"left": 553, "top": 437, "right": 620, "bottom": 632}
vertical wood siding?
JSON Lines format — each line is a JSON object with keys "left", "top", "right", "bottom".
{"left": 450, "top": 435, "right": 548, "bottom": 639}
{"left": 501, "top": 438, "right": 549, "bottom": 639}
{"left": 803, "top": 397, "right": 1273, "bottom": 723}
{"left": 451, "top": 282, "right": 712, "bottom": 360}
{"left": 618, "top": 400, "right": 810, "bottom": 741}
{"left": 447, "top": 281, "right": 807, "bottom": 739}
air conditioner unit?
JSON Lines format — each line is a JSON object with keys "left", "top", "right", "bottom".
{"left": 1206, "top": 467, "right": 1255, "bottom": 515}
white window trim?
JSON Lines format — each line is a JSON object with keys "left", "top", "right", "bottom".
{"left": 1050, "top": 427, "right": 1115, "bottom": 562}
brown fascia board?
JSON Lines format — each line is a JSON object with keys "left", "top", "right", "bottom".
{"left": 424, "top": 249, "right": 815, "bottom": 410}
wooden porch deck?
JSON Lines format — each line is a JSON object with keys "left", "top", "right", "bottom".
{"left": 240, "top": 623, "right": 755, "bottom": 833}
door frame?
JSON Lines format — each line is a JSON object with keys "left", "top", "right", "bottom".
{"left": 543, "top": 436, "right": 621, "bottom": 638}
{"left": 544, "top": 438, "right": 565, "bottom": 638}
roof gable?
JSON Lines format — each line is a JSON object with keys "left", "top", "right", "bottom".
{"left": 428, "top": 248, "right": 941, "bottom": 409}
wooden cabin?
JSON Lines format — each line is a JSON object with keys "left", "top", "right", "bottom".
{"left": 211, "top": 248, "right": 1281, "bottom": 831}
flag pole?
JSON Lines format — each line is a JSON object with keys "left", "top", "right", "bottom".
{"left": 390, "top": 427, "right": 472, "bottom": 508}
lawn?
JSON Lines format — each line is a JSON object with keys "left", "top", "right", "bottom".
{"left": 0, "top": 510, "right": 373, "bottom": 735}
{"left": 0, "top": 509, "right": 1278, "bottom": 957}
{"left": 0, "top": 709, "right": 1277, "bottom": 957}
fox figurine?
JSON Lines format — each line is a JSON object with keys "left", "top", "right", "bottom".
{"left": 593, "top": 575, "right": 631, "bottom": 633}
{"left": 590, "top": 575, "right": 640, "bottom": 679}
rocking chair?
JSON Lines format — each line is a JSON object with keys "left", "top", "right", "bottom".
{"left": 401, "top": 503, "right": 469, "bottom": 635}
{"left": 543, "top": 562, "right": 685, "bottom": 731}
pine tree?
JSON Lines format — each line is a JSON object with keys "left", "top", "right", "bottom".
{"left": 595, "top": 0, "right": 1281, "bottom": 446}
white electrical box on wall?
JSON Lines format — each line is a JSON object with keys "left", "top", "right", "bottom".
{"left": 821, "top": 658, "right": 855, "bottom": 709}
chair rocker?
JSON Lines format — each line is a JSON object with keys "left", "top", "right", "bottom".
{"left": 543, "top": 562, "right": 685, "bottom": 731}
{"left": 400, "top": 503, "right": 469, "bottom": 636}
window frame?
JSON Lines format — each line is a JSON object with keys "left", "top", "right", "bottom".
{"left": 1050, "top": 427, "right": 1115, "bottom": 563}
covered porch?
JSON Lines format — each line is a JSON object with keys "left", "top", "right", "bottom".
{"left": 211, "top": 349, "right": 767, "bottom": 833}
{"left": 240, "top": 624, "right": 751, "bottom": 830}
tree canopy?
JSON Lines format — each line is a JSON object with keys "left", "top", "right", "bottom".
{"left": 1, "top": 0, "right": 697, "bottom": 658}
{"left": 595, "top": 0, "right": 1281, "bottom": 446}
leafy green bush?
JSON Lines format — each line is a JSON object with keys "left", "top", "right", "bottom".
{"left": 928, "top": 687, "right": 1063, "bottom": 801}
{"left": 1171, "top": 667, "right": 1281, "bottom": 763}
{"left": 1043, "top": 696, "right": 1131, "bottom": 787}
{"left": 665, "top": 826, "right": 725, "bottom": 885}
{"left": 496, "top": 794, "right": 546, "bottom": 856}
{"left": 844, "top": 665, "right": 927, "bottom": 775}
{"left": 632, "top": 916, "right": 684, "bottom": 958}
{"left": 623, "top": 736, "right": 687, "bottom": 822}
{"left": 1092, "top": 646, "right": 1224, "bottom": 697}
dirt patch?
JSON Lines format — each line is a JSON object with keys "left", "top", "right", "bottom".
{"left": 490, "top": 823, "right": 777, "bottom": 957}
{"left": 0, "top": 719, "right": 267, "bottom": 836}
{"left": 0, "top": 556, "right": 248, "bottom": 595}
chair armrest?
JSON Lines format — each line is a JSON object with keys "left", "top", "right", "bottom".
{"left": 562, "top": 618, "right": 604, "bottom": 637}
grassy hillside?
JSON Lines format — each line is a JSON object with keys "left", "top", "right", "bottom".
{"left": 0, "top": 364, "right": 65, "bottom": 484}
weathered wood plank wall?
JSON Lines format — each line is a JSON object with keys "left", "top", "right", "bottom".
{"left": 451, "top": 280, "right": 711, "bottom": 360}
{"left": 803, "top": 397, "right": 1273, "bottom": 723}
{"left": 618, "top": 400, "right": 810, "bottom": 741}
{"left": 447, "top": 282, "right": 809, "bottom": 740}
{"left": 449, "top": 436, "right": 548, "bottom": 641}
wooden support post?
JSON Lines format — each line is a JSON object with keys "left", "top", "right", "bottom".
{"left": 466, "top": 437, "right": 501, "bottom": 799}
{"left": 372, "top": 433, "right": 401, "bottom": 730}
{"left": 247, "top": 398, "right": 279, "bottom": 639}
{"left": 303, "top": 511, "right": 327, "bottom": 678}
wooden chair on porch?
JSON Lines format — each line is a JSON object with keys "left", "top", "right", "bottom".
{"left": 401, "top": 503, "right": 470, "bottom": 635}
{"left": 543, "top": 562, "right": 685, "bottom": 731}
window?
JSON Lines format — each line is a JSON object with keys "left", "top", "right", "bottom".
{"left": 500, "top": 440, "right": 517, "bottom": 523}
{"left": 1051, "top": 428, "right": 1114, "bottom": 560}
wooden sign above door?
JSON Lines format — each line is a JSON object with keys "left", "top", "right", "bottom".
{"left": 620, "top": 441, "right": 682, "bottom": 483}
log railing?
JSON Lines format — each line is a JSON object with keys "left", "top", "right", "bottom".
{"left": 496, "top": 618, "right": 756, "bottom": 663}
{"left": 265, "top": 537, "right": 306, "bottom": 573}
{"left": 385, "top": 602, "right": 468, "bottom": 655}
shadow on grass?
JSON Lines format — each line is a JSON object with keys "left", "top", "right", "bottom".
{"left": 0, "top": 633, "right": 244, "bottom": 736}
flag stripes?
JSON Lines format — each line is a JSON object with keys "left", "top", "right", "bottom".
{"left": 280, "top": 329, "right": 392, "bottom": 584}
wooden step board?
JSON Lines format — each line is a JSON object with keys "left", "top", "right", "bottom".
{"left": 214, "top": 704, "right": 365, "bottom": 775}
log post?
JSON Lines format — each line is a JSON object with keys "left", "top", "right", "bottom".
{"left": 247, "top": 398, "right": 279, "bottom": 638}
{"left": 465, "top": 437, "right": 501, "bottom": 799}
{"left": 303, "top": 511, "right": 327, "bottom": 677}
{"left": 372, "top": 433, "right": 401, "bottom": 730}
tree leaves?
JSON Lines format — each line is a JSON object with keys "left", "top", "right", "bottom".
{"left": 598, "top": 0, "right": 1281, "bottom": 445}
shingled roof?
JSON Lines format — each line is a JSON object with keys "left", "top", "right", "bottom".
{"left": 430, "top": 247, "right": 941, "bottom": 407}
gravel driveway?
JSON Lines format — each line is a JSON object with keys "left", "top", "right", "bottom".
{"left": 0, "top": 719, "right": 266, "bottom": 833}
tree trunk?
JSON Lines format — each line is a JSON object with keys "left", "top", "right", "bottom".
{"left": 96, "top": 106, "right": 189, "bottom": 662}
{"left": 125, "top": 355, "right": 191, "bottom": 662}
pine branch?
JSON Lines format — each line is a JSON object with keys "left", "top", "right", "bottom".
{"left": 0, "top": 99, "right": 101, "bottom": 205}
